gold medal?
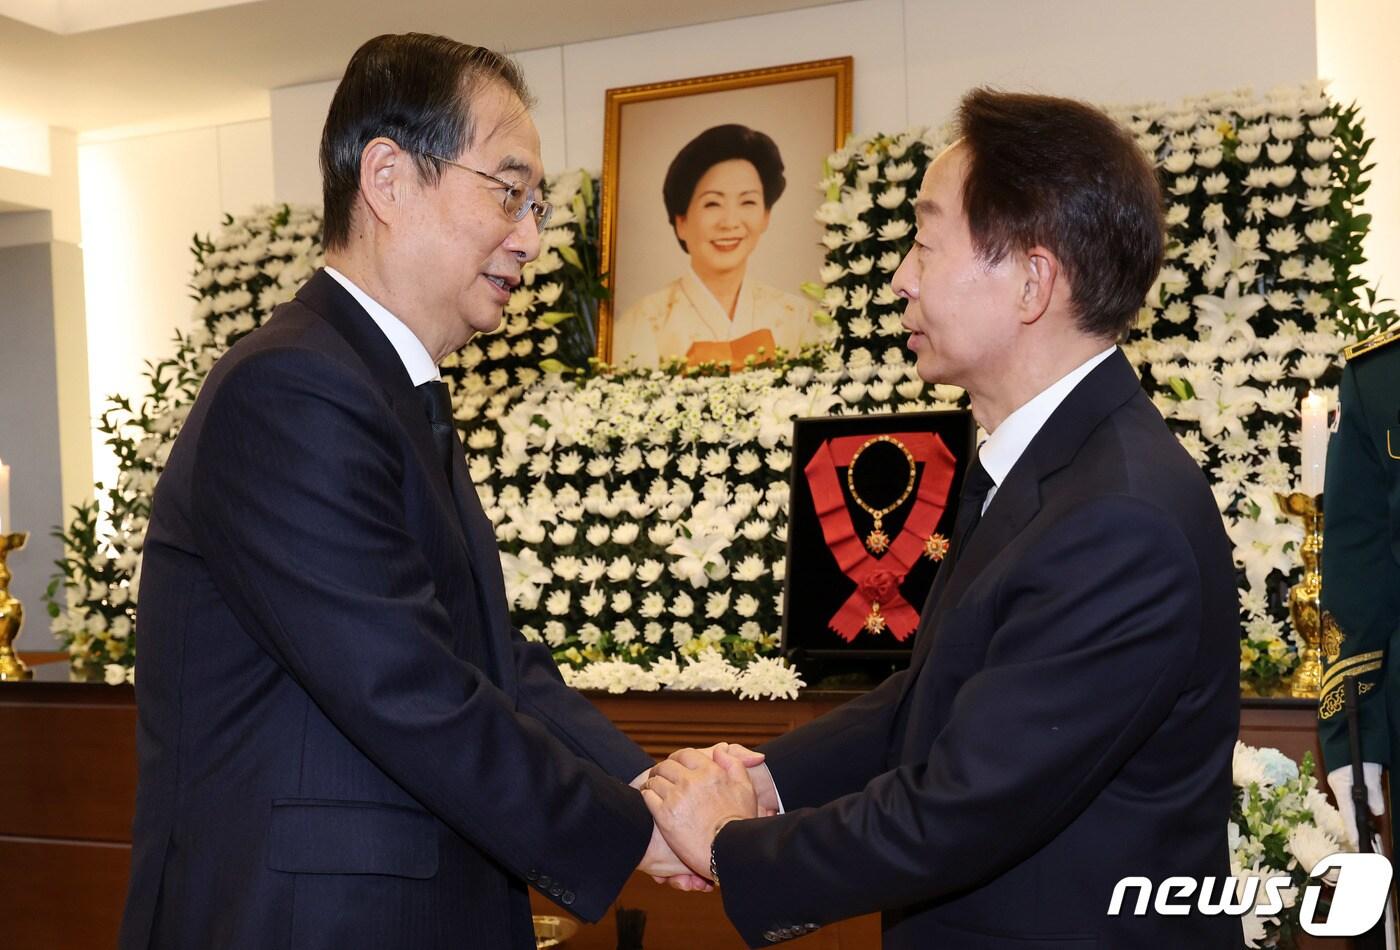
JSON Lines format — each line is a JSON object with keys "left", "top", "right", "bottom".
{"left": 846, "top": 435, "right": 917, "bottom": 557}
{"left": 863, "top": 601, "right": 888, "bottom": 634}
{"left": 923, "top": 532, "right": 949, "bottom": 561}
{"left": 866, "top": 523, "right": 890, "bottom": 553}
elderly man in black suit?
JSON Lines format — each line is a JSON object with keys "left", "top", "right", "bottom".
{"left": 118, "top": 33, "right": 713, "bottom": 950}
{"left": 644, "top": 88, "right": 1242, "bottom": 949}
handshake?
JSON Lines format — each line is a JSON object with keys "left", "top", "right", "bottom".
{"left": 631, "top": 742, "right": 779, "bottom": 891}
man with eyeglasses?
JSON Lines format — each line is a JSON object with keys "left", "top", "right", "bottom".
{"left": 119, "top": 33, "right": 716, "bottom": 950}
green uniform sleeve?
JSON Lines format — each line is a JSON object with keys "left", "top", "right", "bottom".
{"left": 1317, "top": 351, "right": 1400, "bottom": 772}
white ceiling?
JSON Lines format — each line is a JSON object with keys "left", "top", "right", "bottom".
{"left": 0, "top": 0, "right": 844, "bottom": 137}
{"left": 0, "top": 0, "right": 263, "bottom": 35}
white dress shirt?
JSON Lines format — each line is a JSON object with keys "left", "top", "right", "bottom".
{"left": 325, "top": 266, "right": 440, "bottom": 384}
{"left": 976, "top": 347, "right": 1117, "bottom": 514}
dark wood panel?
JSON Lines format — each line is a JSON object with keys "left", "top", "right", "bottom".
{"left": 0, "top": 690, "right": 137, "bottom": 841}
{"left": 1239, "top": 697, "right": 1327, "bottom": 769}
{"left": 529, "top": 879, "right": 879, "bottom": 949}
{"left": 16, "top": 651, "right": 67, "bottom": 666}
{"left": 592, "top": 691, "right": 855, "bottom": 759}
{"left": 0, "top": 685, "right": 1351, "bottom": 949}
{"left": 0, "top": 836, "right": 129, "bottom": 950}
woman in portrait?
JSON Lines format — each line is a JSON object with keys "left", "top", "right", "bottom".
{"left": 613, "top": 123, "right": 819, "bottom": 370}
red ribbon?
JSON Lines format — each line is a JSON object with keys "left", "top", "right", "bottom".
{"left": 803, "top": 432, "right": 956, "bottom": 642}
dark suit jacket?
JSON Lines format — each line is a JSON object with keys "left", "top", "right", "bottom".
{"left": 120, "top": 270, "right": 654, "bottom": 950}
{"left": 716, "top": 351, "right": 1242, "bottom": 948}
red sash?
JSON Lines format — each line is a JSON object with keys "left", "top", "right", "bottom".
{"left": 803, "top": 432, "right": 956, "bottom": 641}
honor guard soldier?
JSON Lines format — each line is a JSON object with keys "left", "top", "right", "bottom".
{"left": 1319, "top": 323, "right": 1400, "bottom": 849}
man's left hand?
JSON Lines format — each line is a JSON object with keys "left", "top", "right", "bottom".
{"left": 641, "top": 744, "right": 757, "bottom": 878}
{"left": 631, "top": 770, "right": 713, "bottom": 891}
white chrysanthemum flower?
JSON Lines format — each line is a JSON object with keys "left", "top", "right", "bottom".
{"left": 1301, "top": 187, "right": 1331, "bottom": 210}
{"left": 1303, "top": 219, "right": 1333, "bottom": 243}
{"left": 1287, "top": 824, "right": 1341, "bottom": 879}
{"left": 1169, "top": 175, "right": 1198, "bottom": 196}
{"left": 876, "top": 186, "right": 906, "bottom": 210}
{"left": 884, "top": 160, "right": 917, "bottom": 182}
{"left": 735, "top": 656, "right": 805, "bottom": 700}
{"left": 1162, "top": 151, "right": 1194, "bottom": 174}
{"left": 876, "top": 219, "right": 912, "bottom": 242}
{"left": 705, "top": 590, "right": 731, "bottom": 619}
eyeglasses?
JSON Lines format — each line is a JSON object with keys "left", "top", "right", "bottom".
{"left": 425, "top": 154, "right": 553, "bottom": 230}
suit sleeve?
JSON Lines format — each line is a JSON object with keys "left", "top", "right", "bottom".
{"left": 509, "top": 633, "right": 655, "bottom": 780}
{"left": 757, "top": 668, "right": 908, "bottom": 808}
{"left": 714, "top": 496, "right": 1204, "bottom": 945}
{"left": 189, "top": 348, "right": 649, "bottom": 922}
{"left": 1318, "top": 360, "right": 1400, "bottom": 769}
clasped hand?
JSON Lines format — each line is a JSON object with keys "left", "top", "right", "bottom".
{"left": 634, "top": 742, "right": 778, "bottom": 889}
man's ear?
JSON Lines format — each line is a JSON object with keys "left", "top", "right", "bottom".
{"left": 357, "top": 137, "right": 409, "bottom": 230}
{"left": 1020, "top": 246, "right": 1059, "bottom": 325}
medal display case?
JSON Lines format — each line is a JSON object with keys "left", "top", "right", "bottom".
{"left": 782, "top": 410, "right": 976, "bottom": 681}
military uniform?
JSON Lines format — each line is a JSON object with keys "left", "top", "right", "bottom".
{"left": 1318, "top": 325, "right": 1400, "bottom": 847}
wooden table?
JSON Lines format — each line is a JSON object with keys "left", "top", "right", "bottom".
{"left": 0, "top": 658, "right": 1336, "bottom": 949}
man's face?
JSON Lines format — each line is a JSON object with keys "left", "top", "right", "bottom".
{"left": 673, "top": 159, "right": 771, "bottom": 277}
{"left": 401, "top": 83, "right": 544, "bottom": 346}
{"left": 891, "top": 143, "right": 1025, "bottom": 387}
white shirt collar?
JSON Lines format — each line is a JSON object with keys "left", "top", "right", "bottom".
{"left": 324, "top": 266, "right": 440, "bottom": 385}
{"left": 977, "top": 347, "right": 1117, "bottom": 506}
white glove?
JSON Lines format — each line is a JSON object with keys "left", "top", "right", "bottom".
{"left": 1330, "top": 766, "right": 1400, "bottom": 950}
{"left": 1327, "top": 762, "right": 1386, "bottom": 849}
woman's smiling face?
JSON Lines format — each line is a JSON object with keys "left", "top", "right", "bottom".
{"left": 673, "top": 159, "right": 771, "bottom": 278}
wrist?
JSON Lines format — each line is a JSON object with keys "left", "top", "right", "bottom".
{"left": 709, "top": 815, "right": 741, "bottom": 885}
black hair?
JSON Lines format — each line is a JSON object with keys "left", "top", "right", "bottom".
{"left": 319, "top": 33, "right": 532, "bottom": 250}
{"left": 661, "top": 124, "right": 786, "bottom": 252}
{"left": 956, "top": 88, "right": 1165, "bottom": 340}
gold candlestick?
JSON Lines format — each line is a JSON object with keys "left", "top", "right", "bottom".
{"left": 1275, "top": 493, "right": 1322, "bottom": 698}
{"left": 0, "top": 532, "right": 32, "bottom": 681}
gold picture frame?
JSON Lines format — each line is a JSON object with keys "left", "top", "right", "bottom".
{"left": 598, "top": 57, "right": 854, "bottom": 366}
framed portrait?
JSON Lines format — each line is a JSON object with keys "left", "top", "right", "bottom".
{"left": 598, "top": 57, "right": 853, "bottom": 371}
{"left": 781, "top": 410, "right": 977, "bottom": 678}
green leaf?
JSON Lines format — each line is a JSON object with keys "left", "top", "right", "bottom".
{"left": 1168, "top": 377, "right": 1195, "bottom": 400}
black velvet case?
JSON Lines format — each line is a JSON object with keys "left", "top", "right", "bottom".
{"left": 781, "top": 410, "right": 976, "bottom": 680}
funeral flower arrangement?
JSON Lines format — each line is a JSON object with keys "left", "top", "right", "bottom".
{"left": 50, "top": 82, "right": 1393, "bottom": 698}
{"left": 1231, "top": 741, "right": 1352, "bottom": 948}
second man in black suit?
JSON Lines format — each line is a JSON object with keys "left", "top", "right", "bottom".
{"left": 644, "top": 89, "right": 1242, "bottom": 949}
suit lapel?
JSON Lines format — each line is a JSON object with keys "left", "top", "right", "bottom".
{"left": 445, "top": 442, "right": 516, "bottom": 695}
{"left": 297, "top": 272, "right": 468, "bottom": 545}
{"left": 296, "top": 271, "right": 515, "bottom": 688}
{"left": 905, "top": 350, "right": 1143, "bottom": 673}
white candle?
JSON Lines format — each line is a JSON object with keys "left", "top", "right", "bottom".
{"left": 1301, "top": 390, "right": 1328, "bottom": 495}
{"left": 0, "top": 458, "right": 9, "bottom": 535}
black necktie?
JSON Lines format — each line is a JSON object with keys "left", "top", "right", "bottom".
{"left": 917, "top": 451, "right": 995, "bottom": 618}
{"left": 417, "top": 380, "right": 458, "bottom": 482}
{"left": 950, "top": 453, "right": 995, "bottom": 554}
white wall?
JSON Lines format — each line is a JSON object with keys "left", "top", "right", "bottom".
{"left": 271, "top": 0, "right": 1318, "bottom": 204}
{"left": 903, "top": 0, "right": 1315, "bottom": 124}
{"left": 79, "top": 118, "right": 273, "bottom": 490}
{"left": 1317, "top": 0, "right": 1400, "bottom": 302}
